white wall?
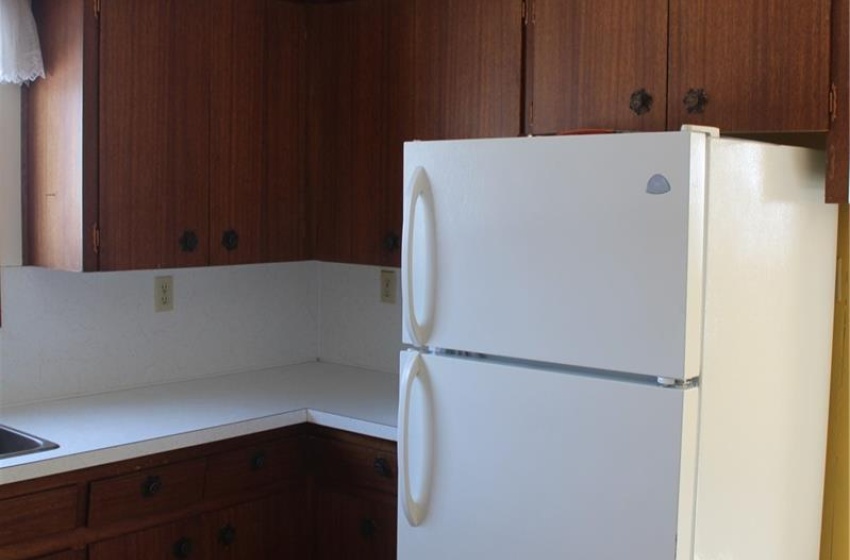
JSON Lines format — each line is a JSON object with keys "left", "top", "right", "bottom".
{"left": 0, "top": 263, "right": 319, "bottom": 406}
{"left": 0, "top": 85, "right": 22, "bottom": 266}
{"left": 318, "top": 262, "right": 402, "bottom": 375}
{"left": 0, "top": 86, "right": 400, "bottom": 408}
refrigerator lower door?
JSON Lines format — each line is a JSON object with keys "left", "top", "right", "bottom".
{"left": 398, "top": 351, "right": 698, "bottom": 560}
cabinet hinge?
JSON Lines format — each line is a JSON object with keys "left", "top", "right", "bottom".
{"left": 93, "top": 0, "right": 101, "bottom": 19}
{"left": 92, "top": 223, "right": 100, "bottom": 254}
{"left": 829, "top": 83, "right": 838, "bottom": 122}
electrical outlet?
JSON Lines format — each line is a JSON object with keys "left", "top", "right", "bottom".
{"left": 155, "top": 276, "right": 174, "bottom": 312}
{"left": 380, "top": 270, "right": 397, "bottom": 304}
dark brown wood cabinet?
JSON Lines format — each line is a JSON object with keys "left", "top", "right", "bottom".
{"left": 33, "top": 552, "right": 86, "bottom": 560}
{"left": 314, "top": 488, "right": 396, "bottom": 560}
{"left": 203, "top": 489, "right": 309, "bottom": 559}
{"left": 307, "top": 0, "right": 413, "bottom": 267}
{"left": 26, "top": 0, "right": 307, "bottom": 271}
{"left": 209, "top": 0, "right": 309, "bottom": 266}
{"left": 667, "top": 0, "right": 830, "bottom": 133}
{"left": 527, "top": 0, "right": 831, "bottom": 134}
{"left": 308, "top": 426, "right": 398, "bottom": 560}
{"left": 97, "top": 0, "right": 211, "bottom": 270}
{"left": 0, "top": 425, "right": 395, "bottom": 560}
{"left": 526, "top": 0, "right": 668, "bottom": 134}
{"left": 413, "top": 0, "right": 524, "bottom": 140}
{"left": 89, "top": 517, "right": 205, "bottom": 560}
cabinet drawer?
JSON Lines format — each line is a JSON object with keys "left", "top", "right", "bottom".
{"left": 34, "top": 551, "right": 85, "bottom": 560}
{"left": 0, "top": 485, "right": 78, "bottom": 547}
{"left": 205, "top": 437, "right": 302, "bottom": 498}
{"left": 311, "top": 437, "right": 397, "bottom": 496}
{"left": 89, "top": 516, "right": 204, "bottom": 560}
{"left": 88, "top": 459, "right": 205, "bottom": 527}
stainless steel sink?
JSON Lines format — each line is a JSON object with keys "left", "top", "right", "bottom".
{"left": 0, "top": 424, "right": 58, "bottom": 460}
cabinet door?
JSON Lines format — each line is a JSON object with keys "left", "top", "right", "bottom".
{"left": 263, "top": 0, "right": 310, "bottom": 262}
{"left": 90, "top": 517, "right": 205, "bottom": 560}
{"left": 414, "top": 0, "right": 523, "bottom": 140}
{"left": 528, "top": 0, "right": 667, "bottom": 134}
{"left": 308, "top": 0, "right": 413, "bottom": 267}
{"left": 209, "top": 0, "right": 307, "bottom": 265}
{"left": 99, "top": 0, "right": 210, "bottom": 270}
{"left": 204, "top": 490, "right": 309, "bottom": 559}
{"left": 314, "top": 488, "right": 396, "bottom": 560}
{"left": 668, "top": 0, "right": 830, "bottom": 132}
{"left": 209, "top": 0, "right": 266, "bottom": 266}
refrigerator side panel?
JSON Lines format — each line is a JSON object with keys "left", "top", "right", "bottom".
{"left": 397, "top": 351, "right": 694, "bottom": 560}
{"left": 676, "top": 387, "right": 700, "bottom": 560}
{"left": 694, "top": 139, "right": 838, "bottom": 560}
{"left": 402, "top": 132, "right": 705, "bottom": 380}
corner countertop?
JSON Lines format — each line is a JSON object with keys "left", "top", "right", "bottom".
{"left": 0, "top": 361, "right": 399, "bottom": 485}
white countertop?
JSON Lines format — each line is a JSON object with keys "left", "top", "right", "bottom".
{"left": 0, "top": 361, "right": 399, "bottom": 485}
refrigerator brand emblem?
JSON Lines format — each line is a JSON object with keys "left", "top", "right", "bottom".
{"left": 646, "top": 174, "right": 672, "bottom": 195}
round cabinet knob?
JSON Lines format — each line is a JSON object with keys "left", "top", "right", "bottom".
{"left": 628, "top": 88, "right": 653, "bottom": 116}
{"left": 178, "top": 230, "right": 198, "bottom": 252}
{"left": 373, "top": 457, "right": 393, "bottom": 478}
{"left": 218, "top": 524, "right": 237, "bottom": 546}
{"left": 221, "top": 229, "right": 239, "bottom": 251}
{"left": 360, "top": 518, "right": 377, "bottom": 538}
{"left": 683, "top": 88, "right": 708, "bottom": 114}
{"left": 383, "top": 232, "right": 400, "bottom": 252}
{"left": 250, "top": 451, "right": 267, "bottom": 470}
{"left": 172, "top": 537, "right": 193, "bottom": 558}
{"left": 141, "top": 475, "right": 162, "bottom": 498}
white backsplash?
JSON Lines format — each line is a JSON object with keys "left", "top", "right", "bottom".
{"left": 318, "top": 262, "right": 402, "bottom": 374}
{"left": 0, "top": 262, "right": 401, "bottom": 408}
{"left": 0, "top": 262, "right": 320, "bottom": 407}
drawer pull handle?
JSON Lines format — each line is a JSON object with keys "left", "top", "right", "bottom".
{"left": 360, "top": 518, "right": 377, "bottom": 538}
{"left": 218, "top": 524, "right": 237, "bottom": 546}
{"left": 173, "top": 537, "right": 193, "bottom": 558}
{"left": 141, "top": 475, "right": 162, "bottom": 497}
{"left": 373, "top": 457, "right": 393, "bottom": 478}
{"left": 250, "top": 451, "right": 267, "bottom": 470}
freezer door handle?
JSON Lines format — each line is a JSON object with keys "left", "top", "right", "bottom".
{"left": 403, "top": 166, "right": 436, "bottom": 346}
{"left": 399, "top": 352, "right": 432, "bottom": 527}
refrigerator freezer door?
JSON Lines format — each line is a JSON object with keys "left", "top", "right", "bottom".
{"left": 402, "top": 132, "right": 706, "bottom": 380}
{"left": 397, "top": 351, "right": 698, "bottom": 560}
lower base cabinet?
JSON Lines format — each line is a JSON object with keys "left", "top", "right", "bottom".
{"left": 2, "top": 425, "right": 397, "bottom": 560}
{"left": 202, "top": 490, "right": 310, "bottom": 559}
{"left": 34, "top": 553, "right": 86, "bottom": 560}
{"left": 314, "top": 488, "right": 397, "bottom": 560}
{"left": 90, "top": 517, "right": 204, "bottom": 560}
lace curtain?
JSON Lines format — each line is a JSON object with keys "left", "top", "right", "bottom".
{"left": 0, "top": 0, "right": 44, "bottom": 84}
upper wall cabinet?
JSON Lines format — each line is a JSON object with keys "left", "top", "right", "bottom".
{"left": 667, "top": 0, "right": 830, "bottom": 132}
{"left": 526, "top": 0, "right": 668, "bottom": 134}
{"left": 26, "top": 0, "right": 307, "bottom": 271}
{"left": 413, "top": 0, "right": 524, "bottom": 140}
{"left": 307, "top": 0, "right": 414, "bottom": 268}
{"left": 527, "top": 0, "right": 831, "bottom": 135}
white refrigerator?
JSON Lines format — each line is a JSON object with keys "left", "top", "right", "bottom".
{"left": 397, "top": 129, "right": 838, "bottom": 560}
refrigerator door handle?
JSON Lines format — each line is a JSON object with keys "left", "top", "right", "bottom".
{"left": 399, "top": 352, "right": 431, "bottom": 527}
{"left": 404, "top": 166, "right": 436, "bottom": 346}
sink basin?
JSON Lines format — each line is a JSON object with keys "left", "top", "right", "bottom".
{"left": 0, "top": 424, "right": 58, "bottom": 460}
